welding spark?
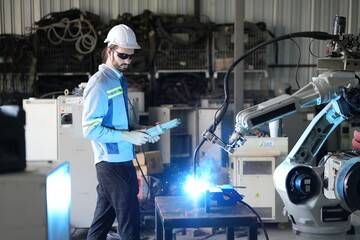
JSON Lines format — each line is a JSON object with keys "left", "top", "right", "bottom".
{"left": 183, "top": 175, "right": 213, "bottom": 199}
{"left": 183, "top": 156, "right": 220, "bottom": 199}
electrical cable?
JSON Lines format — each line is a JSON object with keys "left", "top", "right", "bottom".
{"left": 127, "top": 96, "right": 156, "bottom": 202}
{"left": 289, "top": 38, "right": 301, "bottom": 89}
{"left": 192, "top": 138, "right": 206, "bottom": 179}
{"left": 193, "top": 31, "right": 336, "bottom": 180}
{"left": 39, "top": 90, "right": 66, "bottom": 99}
{"left": 308, "top": 39, "right": 324, "bottom": 58}
{"left": 36, "top": 17, "right": 97, "bottom": 54}
{"left": 134, "top": 152, "right": 154, "bottom": 198}
{"left": 214, "top": 31, "right": 335, "bottom": 132}
{"left": 256, "top": 21, "right": 279, "bottom": 64}
{"left": 155, "top": 16, "right": 210, "bottom": 45}
{"left": 238, "top": 199, "right": 269, "bottom": 240}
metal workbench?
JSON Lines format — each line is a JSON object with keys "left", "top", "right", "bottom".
{"left": 155, "top": 196, "right": 258, "bottom": 239}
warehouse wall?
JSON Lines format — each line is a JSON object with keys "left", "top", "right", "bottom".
{"left": 1, "top": 0, "right": 360, "bottom": 90}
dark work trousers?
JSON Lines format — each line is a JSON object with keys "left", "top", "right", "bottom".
{"left": 87, "top": 161, "right": 140, "bottom": 240}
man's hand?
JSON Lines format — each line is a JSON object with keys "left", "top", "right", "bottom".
{"left": 146, "top": 134, "right": 160, "bottom": 143}
{"left": 120, "top": 130, "right": 160, "bottom": 145}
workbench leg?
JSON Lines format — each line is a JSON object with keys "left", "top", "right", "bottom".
{"left": 248, "top": 226, "right": 258, "bottom": 240}
{"left": 226, "top": 227, "right": 234, "bottom": 239}
{"left": 164, "top": 229, "right": 173, "bottom": 240}
{"left": 155, "top": 208, "right": 163, "bottom": 240}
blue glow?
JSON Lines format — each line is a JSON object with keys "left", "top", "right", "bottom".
{"left": 183, "top": 160, "right": 218, "bottom": 199}
{"left": 46, "top": 162, "right": 71, "bottom": 240}
{"left": 183, "top": 175, "right": 212, "bottom": 199}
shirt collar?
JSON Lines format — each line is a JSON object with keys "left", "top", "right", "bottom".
{"left": 100, "top": 64, "right": 123, "bottom": 79}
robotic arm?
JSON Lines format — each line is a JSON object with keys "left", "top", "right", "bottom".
{"left": 272, "top": 89, "right": 360, "bottom": 238}
{"left": 202, "top": 16, "right": 360, "bottom": 238}
{"left": 203, "top": 70, "right": 360, "bottom": 238}
{"left": 227, "top": 77, "right": 360, "bottom": 238}
{"left": 211, "top": 69, "right": 359, "bottom": 156}
{"left": 229, "top": 70, "right": 358, "bottom": 148}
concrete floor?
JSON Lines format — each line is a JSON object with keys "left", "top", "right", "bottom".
{"left": 71, "top": 222, "right": 360, "bottom": 240}
{"left": 70, "top": 225, "right": 283, "bottom": 240}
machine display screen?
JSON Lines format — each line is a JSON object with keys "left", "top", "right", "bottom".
{"left": 243, "top": 160, "right": 272, "bottom": 175}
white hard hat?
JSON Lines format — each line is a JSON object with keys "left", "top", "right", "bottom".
{"left": 104, "top": 24, "right": 141, "bottom": 49}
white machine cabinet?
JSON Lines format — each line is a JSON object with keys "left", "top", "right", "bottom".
{"left": 57, "top": 95, "right": 97, "bottom": 228}
{"left": 23, "top": 98, "right": 58, "bottom": 161}
{"left": 229, "top": 137, "right": 288, "bottom": 223}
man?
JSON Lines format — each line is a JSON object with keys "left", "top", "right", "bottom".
{"left": 82, "top": 24, "right": 159, "bottom": 240}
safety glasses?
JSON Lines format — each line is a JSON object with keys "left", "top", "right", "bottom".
{"left": 113, "top": 50, "right": 134, "bottom": 60}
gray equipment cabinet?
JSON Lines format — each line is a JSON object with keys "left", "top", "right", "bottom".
{"left": 148, "top": 106, "right": 198, "bottom": 168}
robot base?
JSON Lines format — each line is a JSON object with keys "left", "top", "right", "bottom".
{"left": 294, "top": 231, "right": 348, "bottom": 240}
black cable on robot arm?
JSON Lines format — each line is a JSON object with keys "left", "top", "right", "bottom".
{"left": 355, "top": 74, "right": 360, "bottom": 82}
{"left": 211, "top": 31, "right": 336, "bottom": 130}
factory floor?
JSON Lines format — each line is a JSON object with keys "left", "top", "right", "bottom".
{"left": 70, "top": 194, "right": 360, "bottom": 240}
{"left": 70, "top": 221, "right": 360, "bottom": 240}
{"left": 70, "top": 224, "right": 287, "bottom": 240}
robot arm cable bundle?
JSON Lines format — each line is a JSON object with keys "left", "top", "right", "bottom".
{"left": 202, "top": 31, "right": 337, "bottom": 154}
{"left": 198, "top": 31, "right": 346, "bottom": 178}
